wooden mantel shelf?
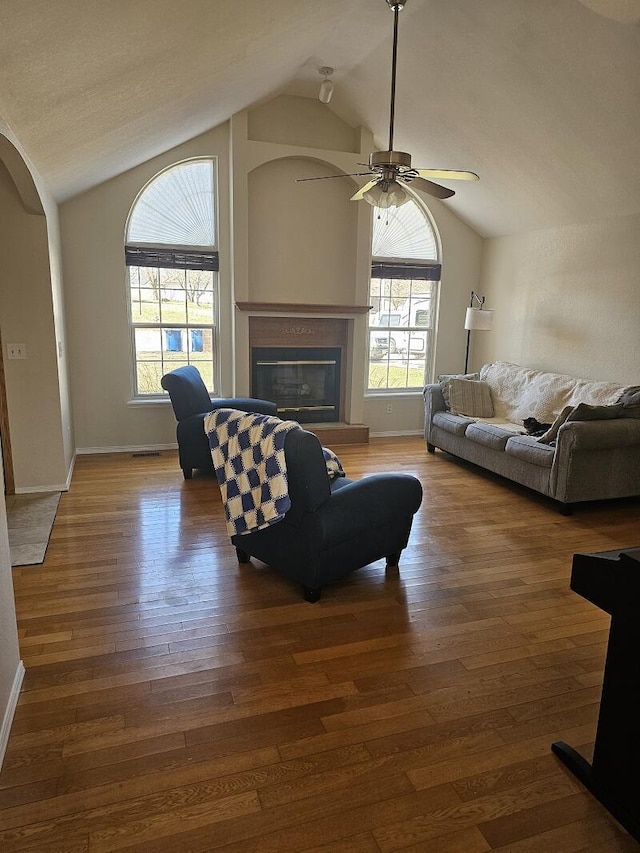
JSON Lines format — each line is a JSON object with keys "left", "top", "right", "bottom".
{"left": 235, "top": 302, "right": 372, "bottom": 315}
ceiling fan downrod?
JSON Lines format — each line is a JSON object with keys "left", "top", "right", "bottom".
{"left": 387, "top": 0, "right": 405, "bottom": 153}
{"left": 379, "top": 0, "right": 410, "bottom": 173}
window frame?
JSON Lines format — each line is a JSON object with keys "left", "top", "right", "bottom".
{"left": 125, "top": 158, "right": 220, "bottom": 399}
{"left": 367, "top": 205, "right": 441, "bottom": 396}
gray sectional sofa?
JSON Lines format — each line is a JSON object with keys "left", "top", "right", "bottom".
{"left": 423, "top": 361, "right": 640, "bottom": 512}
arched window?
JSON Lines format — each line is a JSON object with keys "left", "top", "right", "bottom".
{"left": 367, "top": 202, "right": 440, "bottom": 391}
{"left": 125, "top": 159, "right": 218, "bottom": 396}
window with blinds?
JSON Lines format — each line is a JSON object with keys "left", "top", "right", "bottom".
{"left": 368, "top": 202, "right": 440, "bottom": 392}
{"left": 125, "top": 159, "right": 219, "bottom": 397}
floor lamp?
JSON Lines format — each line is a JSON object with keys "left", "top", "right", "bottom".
{"left": 464, "top": 292, "right": 494, "bottom": 374}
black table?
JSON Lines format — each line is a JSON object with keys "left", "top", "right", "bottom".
{"left": 551, "top": 547, "right": 640, "bottom": 842}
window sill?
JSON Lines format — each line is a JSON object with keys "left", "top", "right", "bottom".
{"left": 127, "top": 397, "right": 172, "bottom": 407}
{"left": 365, "top": 390, "right": 424, "bottom": 399}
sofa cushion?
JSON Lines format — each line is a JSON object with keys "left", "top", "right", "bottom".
{"left": 438, "top": 372, "right": 479, "bottom": 408}
{"left": 505, "top": 435, "right": 555, "bottom": 468}
{"left": 621, "top": 406, "right": 640, "bottom": 419}
{"left": 433, "top": 411, "right": 476, "bottom": 436}
{"left": 448, "top": 378, "right": 494, "bottom": 418}
{"left": 465, "top": 422, "right": 514, "bottom": 451}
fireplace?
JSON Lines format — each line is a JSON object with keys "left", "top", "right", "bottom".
{"left": 248, "top": 315, "right": 352, "bottom": 426}
{"left": 252, "top": 347, "right": 341, "bottom": 423}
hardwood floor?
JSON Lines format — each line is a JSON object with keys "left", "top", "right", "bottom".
{"left": 1, "top": 437, "right": 639, "bottom": 851}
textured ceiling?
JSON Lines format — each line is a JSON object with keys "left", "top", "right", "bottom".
{"left": 0, "top": 0, "right": 638, "bottom": 237}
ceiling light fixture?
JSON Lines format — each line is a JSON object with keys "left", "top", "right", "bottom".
{"left": 362, "top": 179, "right": 410, "bottom": 209}
{"left": 318, "top": 66, "right": 334, "bottom": 104}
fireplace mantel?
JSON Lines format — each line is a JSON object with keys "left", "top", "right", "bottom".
{"left": 236, "top": 302, "right": 371, "bottom": 315}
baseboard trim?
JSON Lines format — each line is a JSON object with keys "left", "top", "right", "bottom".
{"left": 369, "top": 430, "right": 423, "bottom": 438}
{"left": 15, "top": 484, "right": 67, "bottom": 494}
{"left": 76, "top": 443, "right": 178, "bottom": 456}
{"left": 0, "top": 660, "right": 25, "bottom": 770}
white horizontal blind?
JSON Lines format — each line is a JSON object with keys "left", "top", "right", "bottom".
{"left": 127, "top": 160, "right": 216, "bottom": 248}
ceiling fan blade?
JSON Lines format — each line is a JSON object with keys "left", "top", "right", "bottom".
{"left": 295, "top": 172, "right": 373, "bottom": 183}
{"left": 414, "top": 169, "right": 479, "bottom": 182}
{"left": 350, "top": 180, "right": 379, "bottom": 201}
{"left": 402, "top": 176, "right": 455, "bottom": 199}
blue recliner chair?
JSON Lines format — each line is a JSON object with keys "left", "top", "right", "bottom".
{"left": 161, "top": 365, "right": 277, "bottom": 479}
{"left": 231, "top": 427, "right": 423, "bottom": 601}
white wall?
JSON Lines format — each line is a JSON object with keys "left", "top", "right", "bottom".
{"left": 477, "top": 212, "right": 640, "bottom": 385}
{"left": 230, "top": 97, "right": 375, "bottom": 425}
{"left": 60, "top": 95, "right": 485, "bottom": 449}
{"left": 46, "top": 205, "right": 75, "bottom": 474}
{"left": 60, "top": 126, "right": 231, "bottom": 452}
{"left": 248, "top": 157, "right": 359, "bottom": 305}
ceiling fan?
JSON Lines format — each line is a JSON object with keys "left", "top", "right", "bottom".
{"left": 296, "top": 0, "right": 479, "bottom": 209}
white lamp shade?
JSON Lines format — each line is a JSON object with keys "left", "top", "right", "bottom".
{"left": 464, "top": 307, "right": 494, "bottom": 331}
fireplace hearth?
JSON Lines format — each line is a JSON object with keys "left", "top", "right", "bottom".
{"left": 252, "top": 347, "right": 341, "bottom": 424}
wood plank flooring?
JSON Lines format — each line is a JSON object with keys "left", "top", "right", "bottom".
{"left": 1, "top": 437, "right": 639, "bottom": 851}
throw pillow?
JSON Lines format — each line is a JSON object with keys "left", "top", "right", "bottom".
{"left": 448, "top": 378, "right": 494, "bottom": 418}
{"left": 438, "top": 372, "right": 480, "bottom": 409}
{"left": 538, "top": 402, "right": 625, "bottom": 444}
{"left": 567, "top": 402, "right": 624, "bottom": 421}
{"left": 616, "top": 386, "right": 640, "bottom": 407}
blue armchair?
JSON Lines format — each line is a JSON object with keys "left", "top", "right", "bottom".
{"left": 161, "top": 365, "right": 277, "bottom": 479}
{"left": 231, "top": 427, "right": 423, "bottom": 601}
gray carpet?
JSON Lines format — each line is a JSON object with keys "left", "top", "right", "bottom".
{"left": 6, "top": 492, "right": 61, "bottom": 566}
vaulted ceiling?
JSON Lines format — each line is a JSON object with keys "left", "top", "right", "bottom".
{"left": 0, "top": 0, "right": 638, "bottom": 237}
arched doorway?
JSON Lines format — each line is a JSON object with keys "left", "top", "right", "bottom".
{"left": 0, "top": 134, "right": 46, "bottom": 495}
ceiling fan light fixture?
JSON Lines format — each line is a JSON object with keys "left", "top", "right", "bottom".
{"left": 363, "top": 180, "right": 410, "bottom": 209}
{"left": 318, "top": 66, "right": 334, "bottom": 104}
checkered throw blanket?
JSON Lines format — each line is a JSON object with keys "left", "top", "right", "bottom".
{"left": 204, "top": 409, "right": 346, "bottom": 538}
{"left": 322, "top": 446, "right": 345, "bottom": 480}
{"left": 205, "top": 408, "right": 300, "bottom": 537}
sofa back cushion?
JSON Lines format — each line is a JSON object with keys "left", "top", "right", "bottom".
{"left": 479, "top": 361, "right": 625, "bottom": 425}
